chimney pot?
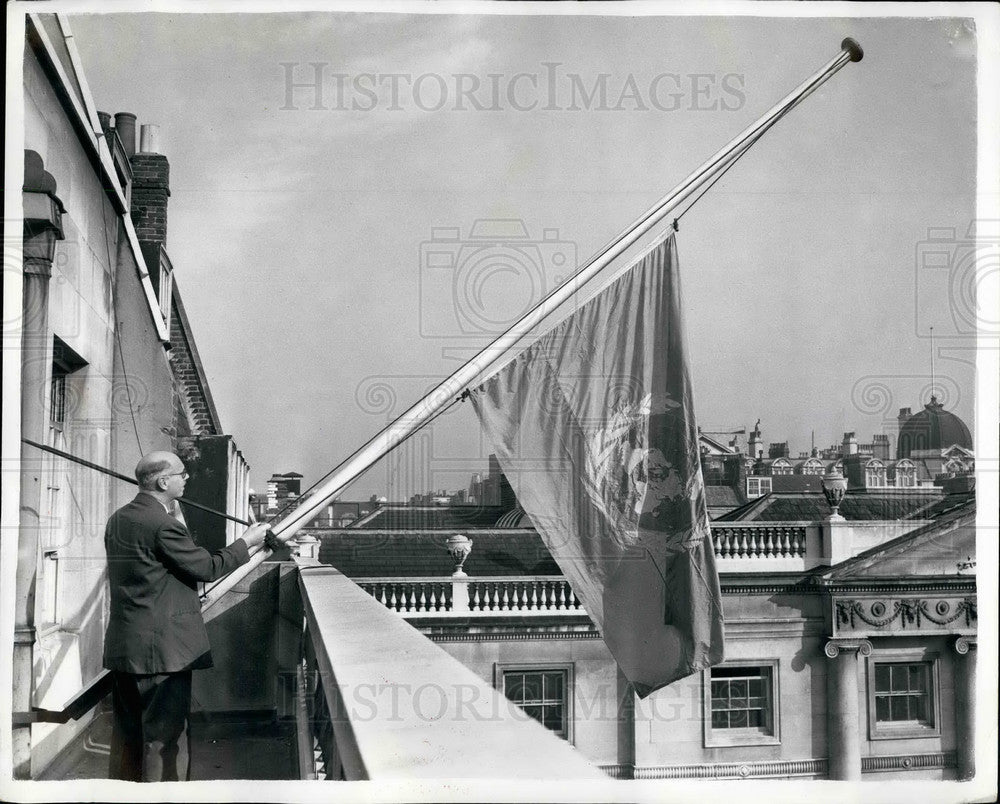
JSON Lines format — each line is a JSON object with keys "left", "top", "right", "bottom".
{"left": 139, "top": 124, "right": 161, "bottom": 155}
{"left": 114, "top": 112, "right": 137, "bottom": 157}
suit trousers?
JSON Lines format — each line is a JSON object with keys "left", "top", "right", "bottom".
{"left": 108, "top": 670, "right": 192, "bottom": 781}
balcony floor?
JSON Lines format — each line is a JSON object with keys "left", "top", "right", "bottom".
{"left": 39, "top": 708, "right": 297, "bottom": 781}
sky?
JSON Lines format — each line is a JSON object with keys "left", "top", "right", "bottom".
{"left": 68, "top": 5, "right": 983, "bottom": 501}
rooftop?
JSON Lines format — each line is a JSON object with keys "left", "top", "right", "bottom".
{"left": 352, "top": 504, "right": 517, "bottom": 530}
{"left": 316, "top": 530, "right": 559, "bottom": 577}
{"left": 714, "top": 488, "right": 954, "bottom": 522}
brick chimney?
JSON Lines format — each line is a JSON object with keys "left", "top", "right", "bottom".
{"left": 841, "top": 432, "right": 858, "bottom": 456}
{"left": 129, "top": 121, "right": 170, "bottom": 248}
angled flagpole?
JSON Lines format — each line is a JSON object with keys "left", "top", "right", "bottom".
{"left": 201, "top": 38, "right": 863, "bottom": 611}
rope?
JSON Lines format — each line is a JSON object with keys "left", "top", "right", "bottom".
{"left": 266, "top": 394, "right": 464, "bottom": 525}
{"left": 95, "top": 134, "right": 144, "bottom": 453}
{"left": 252, "top": 68, "right": 805, "bottom": 525}
{"left": 21, "top": 437, "right": 253, "bottom": 526}
{"left": 282, "top": 98, "right": 802, "bottom": 518}
{"left": 671, "top": 97, "right": 797, "bottom": 230}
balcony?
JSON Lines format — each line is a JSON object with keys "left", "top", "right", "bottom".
{"left": 32, "top": 557, "right": 605, "bottom": 782}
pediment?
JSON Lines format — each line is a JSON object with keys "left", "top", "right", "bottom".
{"left": 823, "top": 504, "right": 976, "bottom": 579}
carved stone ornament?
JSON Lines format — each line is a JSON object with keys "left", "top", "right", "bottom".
{"left": 954, "top": 636, "right": 977, "bottom": 655}
{"left": 834, "top": 596, "right": 976, "bottom": 634}
{"left": 445, "top": 534, "right": 473, "bottom": 578}
{"left": 821, "top": 469, "right": 848, "bottom": 515}
{"left": 824, "top": 638, "right": 873, "bottom": 659}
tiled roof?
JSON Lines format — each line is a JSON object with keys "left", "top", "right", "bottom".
{"left": 770, "top": 475, "right": 823, "bottom": 492}
{"left": 705, "top": 486, "right": 742, "bottom": 512}
{"left": 908, "top": 491, "right": 976, "bottom": 520}
{"left": 714, "top": 490, "right": 946, "bottom": 522}
{"left": 353, "top": 505, "right": 521, "bottom": 530}
{"left": 316, "top": 531, "right": 560, "bottom": 577}
{"left": 169, "top": 279, "right": 222, "bottom": 435}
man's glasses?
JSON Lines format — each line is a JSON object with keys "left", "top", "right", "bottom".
{"left": 159, "top": 471, "right": 189, "bottom": 481}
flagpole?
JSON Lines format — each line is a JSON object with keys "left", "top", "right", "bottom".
{"left": 200, "top": 38, "right": 862, "bottom": 611}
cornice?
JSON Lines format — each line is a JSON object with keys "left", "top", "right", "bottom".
{"left": 422, "top": 624, "right": 601, "bottom": 642}
{"left": 598, "top": 752, "right": 955, "bottom": 780}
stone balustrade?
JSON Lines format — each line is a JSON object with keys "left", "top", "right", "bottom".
{"left": 358, "top": 576, "right": 584, "bottom": 616}
{"left": 468, "top": 577, "right": 582, "bottom": 613}
{"left": 711, "top": 525, "right": 808, "bottom": 560}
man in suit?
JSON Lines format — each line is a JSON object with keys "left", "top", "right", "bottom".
{"left": 103, "top": 450, "right": 269, "bottom": 782}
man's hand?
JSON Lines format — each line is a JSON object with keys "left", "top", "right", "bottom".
{"left": 241, "top": 523, "right": 270, "bottom": 549}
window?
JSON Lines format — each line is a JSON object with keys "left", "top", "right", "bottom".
{"left": 50, "top": 337, "right": 86, "bottom": 431}
{"left": 866, "top": 462, "right": 886, "bottom": 488}
{"left": 867, "top": 654, "right": 940, "bottom": 739}
{"left": 746, "top": 477, "right": 772, "bottom": 498}
{"left": 497, "top": 666, "right": 571, "bottom": 740}
{"left": 50, "top": 363, "right": 68, "bottom": 430}
{"left": 158, "top": 260, "right": 173, "bottom": 326}
{"left": 703, "top": 662, "right": 780, "bottom": 747}
{"left": 895, "top": 462, "right": 916, "bottom": 487}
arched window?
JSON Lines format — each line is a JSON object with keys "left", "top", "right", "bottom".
{"left": 865, "top": 460, "right": 885, "bottom": 488}
{"left": 895, "top": 460, "right": 916, "bottom": 487}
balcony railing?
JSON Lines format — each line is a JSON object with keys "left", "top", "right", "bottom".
{"left": 711, "top": 525, "right": 808, "bottom": 560}
{"left": 357, "top": 575, "right": 585, "bottom": 616}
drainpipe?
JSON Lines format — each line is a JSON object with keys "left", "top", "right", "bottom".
{"left": 14, "top": 151, "right": 65, "bottom": 779}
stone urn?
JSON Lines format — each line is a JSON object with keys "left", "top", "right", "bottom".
{"left": 821, "top": 469, "right": 848, "bottom": 518}
{"left": 445, "top": 534, "right": 473, "bottom": 578}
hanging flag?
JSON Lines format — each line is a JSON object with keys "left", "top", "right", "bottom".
{"left": 469, "top": 231, "right": 723, "bottom": 697}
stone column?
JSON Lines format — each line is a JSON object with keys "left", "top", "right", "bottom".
{"left": 953, "top": 636, "right": 977, "bottom": 781}
{"left": 824, "top": 638, "right": 871, "bottom": 781}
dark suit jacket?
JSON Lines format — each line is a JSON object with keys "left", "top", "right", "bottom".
{"left": 103, "top": 492, "right": 250, "bottom": 674}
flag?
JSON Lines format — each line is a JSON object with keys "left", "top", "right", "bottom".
{"left": 468, "top": 231, "right": 723, "bottom": 697}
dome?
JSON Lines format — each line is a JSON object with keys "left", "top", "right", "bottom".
{"left": 896, "top": 397, "right": 973, "bottom": 458}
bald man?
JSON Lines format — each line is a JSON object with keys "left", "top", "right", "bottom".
{"left": 103, "top": 451, "right": 269, "bottom": 782}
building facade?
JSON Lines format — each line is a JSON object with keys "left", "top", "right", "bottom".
{"left": 10, "top": 13, "right": 251, "bottom": 778}
{"left": 303, "top": 473, "right": 977, "bottom": 781}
